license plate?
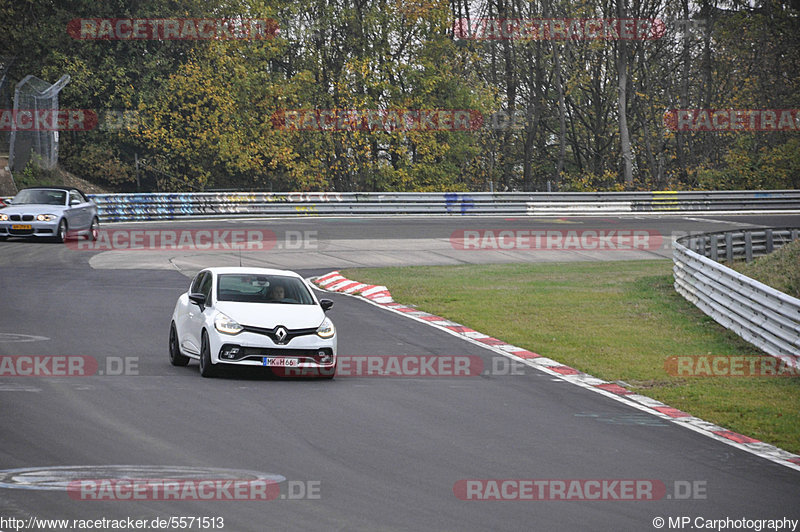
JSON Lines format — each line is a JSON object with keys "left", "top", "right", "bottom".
{"left": 11, "top": 224, "right": 32, "bottom": 230}
{"left": 263, "top": 357, "right": 297, "bottom": 367}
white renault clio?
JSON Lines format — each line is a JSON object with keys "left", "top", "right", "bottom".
{"left": 170, "top": 267, "right": 336, "bottom": 378}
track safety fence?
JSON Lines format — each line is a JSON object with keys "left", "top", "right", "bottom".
{"left": 672, "top": 228, "right": 800, "bottom": 368}
{"left": 1, "top": 190, "right": 791, "bottom": 223}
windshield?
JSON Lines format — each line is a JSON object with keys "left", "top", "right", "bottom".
{"left": 12, "top": 189, "right": 67, "bottom": 206}
{"left": 216, "top": 274, "right": 314, "bottom": 305}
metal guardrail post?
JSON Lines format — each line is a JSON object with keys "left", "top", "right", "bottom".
{"left": 725, "top": 233, "right": 733, "bottom": 263}
{"left": 745, "top": 232, "right": 753, "bottom": 263}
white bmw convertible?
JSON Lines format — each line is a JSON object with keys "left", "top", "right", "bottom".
{"left": 169, "top": 267, "right": 336, "bottom": 378}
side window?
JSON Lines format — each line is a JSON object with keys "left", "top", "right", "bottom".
{"left": 199, "top": 273, "right": 213, "bottom": 301}
{"left": 190, "top": 272, "right": 206, "bottom": 294}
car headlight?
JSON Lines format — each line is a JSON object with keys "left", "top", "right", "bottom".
{"left": 0, "top": 214, "right": 7, "bottom": 221}
{"left": 214, "top": 313, "right": 243, "bottom": 335}
{"left": 36, "top": 214, "right": 57, "bottom": 222}
{"left": 316, "top": 317, "right": 335, "bottom": 339}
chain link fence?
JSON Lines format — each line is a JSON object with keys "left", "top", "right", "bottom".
{"left": 8, "top": 74, "right": 70, "bottom": 172}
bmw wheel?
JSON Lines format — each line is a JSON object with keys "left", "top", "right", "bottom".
{"left": 199, "top": 330, "right": 217, "bottom": 378}
{"left": 55, "top": 219, "right": 68, "bottom": 243}
{"left": 169, "top": 323, "right": 190, "bottom": 367}
{"left": 88, "top": 217, "right": 99, "bottom": 241}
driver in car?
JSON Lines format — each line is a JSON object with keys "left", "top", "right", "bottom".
{"left": 268, "top": 284, "right": 285, "bottom": 301}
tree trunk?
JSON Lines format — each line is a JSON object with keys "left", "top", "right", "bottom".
{"left": 616, "top": 0, "right": 633, "bottom": 188}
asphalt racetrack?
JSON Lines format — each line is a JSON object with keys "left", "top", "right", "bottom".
{"left": 1, "top": 215, "right": 799, "bottom": 531}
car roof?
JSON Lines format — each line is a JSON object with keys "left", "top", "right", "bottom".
{"left": 202, "top": 267, "right": 302, "bottom": 278}
{"left": 19, "top": 186, "right": 88, "bottom": 195}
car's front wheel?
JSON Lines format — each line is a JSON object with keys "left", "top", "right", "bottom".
{"left": 55, "top": 219, "right": 68, "bottom": 243}
{"left": 88, "top": 217, "right": 99, "bottom": 241}
{"left": 199, "top": 330, "right": 217, "bottom": 378}
{"left": 323, "top": 361, "right": 337, "bottom": 380}
{"left": 169, "top": 323, "right": 190, "bottom": 367}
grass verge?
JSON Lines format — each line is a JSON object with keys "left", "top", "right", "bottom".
{"left": 341, "top": 261, "right": 800, "bottom": 454}
{"left": 731, "top": 239, "right": 800, "bottom": 299}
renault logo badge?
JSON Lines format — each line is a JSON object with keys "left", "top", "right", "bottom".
{"left": 274, "top": 326, "right": 288, "bottom": 344}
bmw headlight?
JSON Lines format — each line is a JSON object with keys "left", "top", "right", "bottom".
{"left": 0, "top": 214, "right": 7, "bottom": 221}
{"left": 316, "top": 317, "right": 335, "bottom": 339}
{"left": 214, "top": 312, "right": 243, "bottom": 335}
{"left": 36, "top": 214, "right": 57, "bottom": 222}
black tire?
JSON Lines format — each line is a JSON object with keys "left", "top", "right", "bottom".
{"left": 169, "top": 323, "right": 190, "bottom": 367}
{"left": 55, "top": 219, "right": 68, "bottom": 243}
{"left": 323, "top": 361, "right": 337, "bottom": 380}
{"left": 199, "top": 330, "right": 217, "bottom": 378}
{"left": 87, "top": 217, "right": 99, "bottom": 242}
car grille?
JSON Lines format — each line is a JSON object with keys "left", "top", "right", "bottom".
{"left": 9, "top": 214, "right": 34, "bottom": 222}
{"left": 240, "top": 325, "right": 319, "bottom": 345}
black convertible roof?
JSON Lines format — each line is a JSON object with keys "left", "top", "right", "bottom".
{"left": 19, "top": 186, "right": 88, "bottom": 196}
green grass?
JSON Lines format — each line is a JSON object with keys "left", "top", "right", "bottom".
{"left": 341, "top": 261, "right": 800, "bottom": 454}
{"left": 731, "top": 239, "right": 800, "bottom": 298}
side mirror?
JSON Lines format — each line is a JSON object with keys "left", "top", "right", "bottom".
{"left": 320, "top": 299, "right": 334, "bottom": 311}
{"left": 70, "top": 198, "right": 81, "bottom": 206}
{"left": 189, "top": 293, "right": 207, "bottom": 309}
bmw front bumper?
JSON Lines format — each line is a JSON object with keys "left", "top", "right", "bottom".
{"left": 0, "top": 220, "right": 58, "bottom": 238}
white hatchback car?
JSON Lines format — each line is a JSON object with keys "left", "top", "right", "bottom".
{"left": 170, "top": 267, "right": 336, "bottom": 378}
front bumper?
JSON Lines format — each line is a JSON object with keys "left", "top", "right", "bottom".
{"left": 208, "top": 329, "right": 337, "bottom": 368}
{"left": 0, "top": 221, "right": 58, "bottom": 237}
{"left": 219, "top": 344, "right": 335, "bottom": 366}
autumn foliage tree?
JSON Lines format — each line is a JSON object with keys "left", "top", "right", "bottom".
{"left": 2, "top": 0, "right": 798, "bottom": 191}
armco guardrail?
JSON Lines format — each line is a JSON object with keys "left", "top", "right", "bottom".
{"left": 673, "top": 228, "right": 800, "bottom": 368}
{"left": 86, "top": 190, "right": 800, "bottom": 222}
{"left": 683, "top": 228, "right": 800, "bottom": 263}
{"left": 3, "top": 190, "right": 800, "bottom": 222}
